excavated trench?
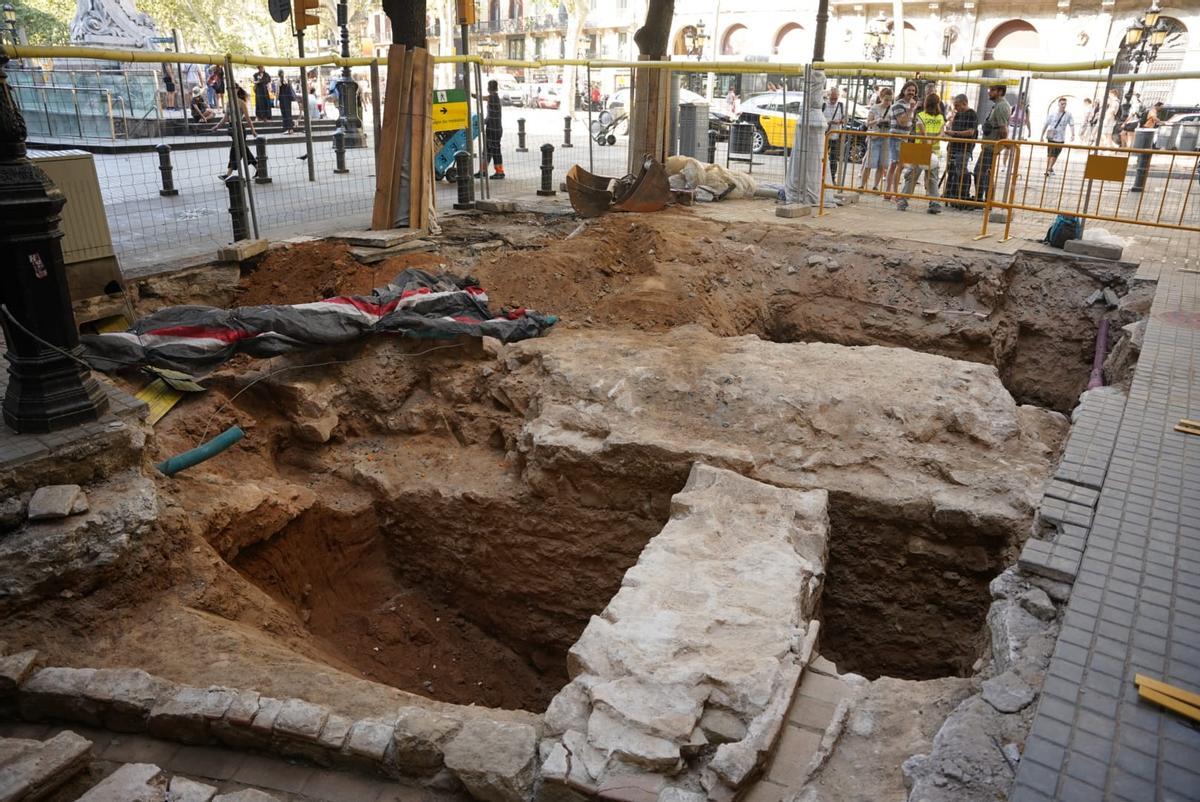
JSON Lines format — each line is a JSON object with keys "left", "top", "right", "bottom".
{"left": 121, "top": 216, "right": 1143, "bottom": 711}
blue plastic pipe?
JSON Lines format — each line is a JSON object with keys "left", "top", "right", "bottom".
{"left": 155, "top": 425, "right": 245, "bottom": 477}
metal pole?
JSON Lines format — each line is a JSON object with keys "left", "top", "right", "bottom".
{"left": 474, "top": 60, "right": 488, "bottom": 199}
{"left": 172, "top": 28, "right": 185, "bottom": 130}
{"left": 225, "top": 54, "right": 259, "bottom": 239}
{"left": 297, "top": 30, "right": 316, "bottom": 182}
{"left": 336, "top": 0, "right": 363, "bottom": 147}
{"left": 370, "top": 58, "right": 381, "bottom": 159}
{"left": 587, "top": 62, "right": 594, "bottom": 171}
{"left": 799, "top": 64, "right": 811, "bottom": 199}
{"left": 1081, "top": 63, "right": 1118, "bottom": 232}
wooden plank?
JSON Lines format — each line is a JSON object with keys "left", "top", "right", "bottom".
{"left": 333, "top": 228, "right": 425, "bottom": 247}
{"left": 421, "top": 55, "right": 435, "bottom": 229}
{"left": 349, "top": 239, "right": 437, "bottom": 264}
{"left": 1135, "top": 674, "right": 1200, "bottom": 708}
{"left": 135, "top": 378, "right": 185, "bottom": 426}
{"left": 1138, "top": 685, "right": 1200, "bottom": 723}
{"left": 390, "top": 47, "right": 415, "bottom": 229}
{"left": 407, "top": 49, "right": 430, "bottom": 231}
{"left": 371, "top": 44, "right": 406, "bottom": 230}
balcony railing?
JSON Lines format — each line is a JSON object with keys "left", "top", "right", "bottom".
{"left": 470, "top": 14, "right": 570, "bottom": 35}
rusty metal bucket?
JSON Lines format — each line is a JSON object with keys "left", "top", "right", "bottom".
{"left": 612, "top": 157, "right": 670, "bottom": 213}
{"left": 566, "top": 165, "right": 614, "bottom": 218}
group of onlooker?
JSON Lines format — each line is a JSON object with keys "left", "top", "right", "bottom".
{"left": 164, "top": 63, "right": 329, "bottom": 135}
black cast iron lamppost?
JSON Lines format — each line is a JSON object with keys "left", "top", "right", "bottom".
{"left": 335, "top": 0, "right": 364, "bottom": 147}
{"left": 684, "top": 22, "right": 707, "bottom": 60}
{"left": 1121, "top": 2, "right": 1170, "bottom": 108}
{"left": 864, "top": 12, "right": 894, "bottom": 63}
{"left": 0, "top": 54, "right": 109, "bottom": 433}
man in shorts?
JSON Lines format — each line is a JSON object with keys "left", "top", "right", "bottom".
{"left": 1041, "top": 96, "right": 1075, "bottom": 176}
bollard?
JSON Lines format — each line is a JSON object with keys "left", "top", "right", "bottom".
{"left": 333, "top": 128, "right": 349, "bottom": 174}
{"left": 516, "top": 118, "right": 528, "bottom": 152}
{"left": 1129, "top": 128, "right": 1155, "bottom": 193}
{"left": 537, "top": 143, "right": 556, "bottom": 196}
{"left": 156, "top": 143, "right": 178, "bottom": 197}
{"left": 452, "top": 150, "right": 475, "bottom": 210}
{"left": 707, "top": 129, "right": 718, "bottom": 164}
{"left": 253, "top": 137, "right": 271, "bottom": 184}
{"left": 224, "top": 175, "right": 250, "bottom": 242}
{"left": 562, "top": 116, "right": 573, "bottom": 148}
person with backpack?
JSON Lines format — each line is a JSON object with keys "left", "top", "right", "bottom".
{"left": 1041, "top": 96, "right": 1075, "bottom": 177}
{"left": 943, "top": 94, "right": 978, "bottom": 208}
{"left": 898, "top": 93, "right": 945, "bottom": 214}
{"left": 823, "top": 85, "right": 846, "bottom": 183}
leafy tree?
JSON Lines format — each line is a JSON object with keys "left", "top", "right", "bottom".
{"left": 9, "top": 0, "right": 73, "bottom": 45}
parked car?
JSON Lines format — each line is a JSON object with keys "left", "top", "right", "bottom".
{"left": 1156, "top": 111, "right": 1200, "bottom": 150}
{"left": 736, "top": 92, "right": 805, "bottom": 153}
{"left": 605, "top": 87, "right": 732, "bottom": 142}
{"left": 494, "top": 78, "right": 524, "bottom": 106}
{"left": 532, "top": 84, "right": 562, "bottom": 109}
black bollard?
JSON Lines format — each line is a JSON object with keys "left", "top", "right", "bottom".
{"left": 225, "top": 175, "right": 250, "bottom": 242}
{"left": 562, "top": 116, "right": 573, "bottom": 148}
{"left": 1129, "top": 128, "right": 1155, "bottom": 194}
{"left": 254, "top": 137, "right": 271, "bottom": 184}
{"left": 333, "top": 128, "right": 349, "bottom": 174}
{"left": 516, "top": 118, "right": 528, "bottom": 152}
{"left": 707, "top": 129, "right": 718, "bottom": 164}
{"left": 537, "top": 143, "right": 556, "bottom": 196}
{"left": 156, "top": 143, "right": 178, "bottom": 196}
{"left": 452, "top": 150, "right": 475, "bottom": 210}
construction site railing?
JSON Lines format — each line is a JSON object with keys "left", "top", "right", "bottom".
{"left": 819, "top": 128, "right": 1200, "bottom": 239}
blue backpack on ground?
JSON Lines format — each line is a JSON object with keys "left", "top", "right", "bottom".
{"left": 1044, "top": 215, "right": 1082, "bottom": 248}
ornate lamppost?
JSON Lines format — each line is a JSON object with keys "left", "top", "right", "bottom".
{"left": 863, "top": 12, "right": 894, "bottom": 63}
{"left": 684, "top": 22, "right": 708, "bottom": 60}
{"left": 335, "top": 0, "right": 364, "bottom": 147}
{"left": 1120, "top": 2, "right": 1170, "bottom": 111}
{"left": 0, "top": 55, "right": 109, "bottom": 433}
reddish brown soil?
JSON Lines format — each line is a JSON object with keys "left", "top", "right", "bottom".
{"left": 237, "top": 241, "right": 447, "bottom": 306}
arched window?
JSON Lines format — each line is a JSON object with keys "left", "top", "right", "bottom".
{"left": 673, "top": 26, "right": 698, "bottom": 57}
{"left": 721, "top": 24, "right": 749, "bottom": 56}
{"left": 774, "top": 23, "right": 804, "bottom": 56}
{"left": 983, "top": 19, "right": 1039, "bottom": 61}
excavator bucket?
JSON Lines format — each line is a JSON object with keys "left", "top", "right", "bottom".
{"left": 612, "top": 157, "right": 670, "bottom": 213}
{"left": 566, "top": 164, "right": 614, "bottom": 218}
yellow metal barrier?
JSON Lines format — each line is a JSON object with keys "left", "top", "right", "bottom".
{"left": 820, "top": 128, "right": 1200, "bottom": 241}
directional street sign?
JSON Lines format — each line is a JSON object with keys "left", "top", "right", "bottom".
{"left": 432, "top": 88, "right": 469, "bottom": 133}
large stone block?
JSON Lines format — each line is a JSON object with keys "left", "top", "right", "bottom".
{"left": 83, "top": 669, "right": 177, "bottom": 732}
{"left": 18, "top": 667, "right": 103, "bottom": 726}
{"left": 0, "top": 730, "right": 92, "bottom": 801}
{"left": 0, "top": 650, "right": 38, "bottom": 696}
{"left": 147, "top": 686, "right": 236, "bottom": 744}
{"left": 76, "top": 762, "right": 167, "bottom": 801}
{"left": 345, "top": 718, "right": 393, "bottom": 762}
{"left": 443, "top": 719, "right": 538, "bottom": 802}
{"left": 391, "top": 706, "right": 462, "bottom": 774}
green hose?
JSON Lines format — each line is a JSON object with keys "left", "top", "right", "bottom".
{"left": 155, "top": 426, "right": 245, "bottom": 477}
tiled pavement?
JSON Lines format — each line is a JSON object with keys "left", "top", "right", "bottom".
{"left": 1009, "top": 268, "right": 1200, "bottom": 799}
{"left": 0, "top": 721, "right": 458, "bottom": 802}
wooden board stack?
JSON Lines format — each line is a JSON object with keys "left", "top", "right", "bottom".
{"left": 372, "top": 44, "right": 435, "bottom": 231}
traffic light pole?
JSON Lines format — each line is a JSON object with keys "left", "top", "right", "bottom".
{"left": 297, "top": 29, "right": 316, "bottom": 181}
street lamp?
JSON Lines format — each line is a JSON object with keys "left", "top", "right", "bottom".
{"left": 335, "top": 0, "right": 364, "bottom": 147}
{"left": 864, "top": 12, "right": 894, "bottom": 63}
{"left": 1120, "top": 2, "right": 1170, "bottom": 110}
{"left": 684, "top": 22, "right": 708, "bottom": 60}
{"left": 0, "top": 54, "right": 109, "bottom": 432}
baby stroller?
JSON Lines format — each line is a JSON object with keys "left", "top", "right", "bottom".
{"left": 434, "top": 113, "right": 480, "bottom": 181}
{"left": 590, "top": 110, "right": 626, "bottom": 146}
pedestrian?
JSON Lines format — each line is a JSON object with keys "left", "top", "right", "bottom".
{"left": 1145, "top": 100, "right": 1165, "bottom": 128}
{"left": 277, "top": 70, "right": 295, "bottom": 133}
{"left": 885, "top": 80, "right": 919, "bottom": 200}
{"left": 253, "top": 65, "right": 272, "bottom": 121}
{"left": 726, "top": 87, "right": 739, "bottom": 116}
{"left": 161, "top": 64, "right": 176, "bottom": 110}
{"left": 1041, "top": 96, "right": 1075, "bottom": 176}
{"left": 860, "top": 86, "right": 893, "bottom": 194}
{"left": 185, "top": 62, "right": 204, "bottom": 95}
{"left": 1079, "top": 97, "right": 1098, "bottom": 144}
{"left": 1009, "top": 100, "right": 1031, "bottom": 140}
{"left": 208, "top": 64, "right": 225, "bottom": 110}
{"left": 823, "top": 85, "right": 846, "bottom": 183}
{"left": 943, "top": 93, "right": 978, "bottom": 207}
{"left": 476, "top": 79, "right": 505, "bottom": 179}
{"left": 975, "top": 84, "right": 1011, "bottom": 203}
{"left": 189, "top": 86, "right": 215, "bottom": 122}
{"left": 307, "top": 87, "right": 321, "bottom": 120}
{"left": 899, "top": 92, "right": 945, "bottom": 214}
{"left": 213, "top": 85, "right": 258, "bottom": 181}
{"left": 1104, "top": 88, "right": 1121, "bottom": 147}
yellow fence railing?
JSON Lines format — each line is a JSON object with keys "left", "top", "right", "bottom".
{"left": 820, "top": 128, "right": 1200, "bottom": 239}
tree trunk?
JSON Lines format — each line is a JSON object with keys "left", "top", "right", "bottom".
{"left": 384, "top": 0, "right": 426, "bottom": 49}
{"left": 628, "top": 0, "right": 675, "bottom": 170}
{"left": 634, "top": 0, "right": 674, "bottom": 59}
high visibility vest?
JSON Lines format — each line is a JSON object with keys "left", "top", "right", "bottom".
{"left": 916, "top": 111, "right": 945, "bottom": 142}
